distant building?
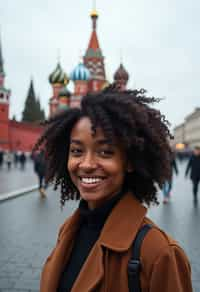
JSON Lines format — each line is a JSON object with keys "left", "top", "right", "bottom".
{"left": 173, "top": 123, "right": 185, "bottom": 146}
{"left": 0, "top": 9, "right": 130, "bottom": 152}
{"left": 173, "top": 108, "right": 200, "bottom": 149}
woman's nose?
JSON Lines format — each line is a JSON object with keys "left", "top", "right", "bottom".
{"left": 79, "top": 153, "right": 97, "bottom": 170}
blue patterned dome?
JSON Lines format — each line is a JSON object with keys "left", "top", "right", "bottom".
{"left": 70, "top": 63, "right": 90, "bottom": 81}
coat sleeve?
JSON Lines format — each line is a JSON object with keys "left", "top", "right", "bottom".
{"left": 149, "top": 244, "right": 193, "bottom": 292}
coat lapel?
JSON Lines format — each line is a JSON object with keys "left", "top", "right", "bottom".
{"left": 72, "top": 243, "right": 104, "bottom": 291}
{"left": 99, "top": 192, "right": 147, "bottom": 251}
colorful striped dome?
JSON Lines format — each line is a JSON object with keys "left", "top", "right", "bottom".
{"left": 70, "top": 63, "right": 90, "bottom": 82}
{"left": 49, "top": 63, "right": 69, "bottom": 85}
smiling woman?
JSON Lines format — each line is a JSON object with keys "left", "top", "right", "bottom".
{"left": 34, "top": 84, "right": 192, "bottom": 292}
{"left": 68, "top": 117, "right": 128, "bottom": 210}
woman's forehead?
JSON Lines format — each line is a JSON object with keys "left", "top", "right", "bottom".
{"left": 70, "top": 117, "right": 114, "bottom": 144}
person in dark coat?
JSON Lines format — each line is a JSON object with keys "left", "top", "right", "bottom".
{"left": 162, "top": 153, "right": 178, "bottom": 203}
{"left": 185, "top": 146, "right": 200, "bottom": 202}
{"left": 33, "top": 149, "right": 47, "bottom": 197}
{"left": 0, "top": 149, "right": 4, "bottom": 169}
{"left": 19, "top": 152, "right": 26, "bottom": 170}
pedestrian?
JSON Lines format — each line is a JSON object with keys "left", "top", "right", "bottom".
{"left": 0, "top": 149, "right": 4, "bottom": 169}
{"left": 4, "top": 150, "right": 13, "bottom": 170}
{"left": 162, "top": 152, "right": 178, "bottom": 203}
{"left": 13, "top": 151, "right": 19, "bottom": 168}
{"left": 33, "top": 149, "right": 47, "bottom": 197}
{"left": 35, "top": 85, "right": 192, "bottom": 292}
{"left": 185, "top": 146, "right": 200, "bottom": 203}
{"left": 19, "top": 152, "right": 26, "bottom": 170}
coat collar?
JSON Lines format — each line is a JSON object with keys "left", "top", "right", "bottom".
{"left": 98, "top": 192, "right": 147, "bottom": 251}
{"left": 59, "top": 192, "right": 147, "bottom": 252}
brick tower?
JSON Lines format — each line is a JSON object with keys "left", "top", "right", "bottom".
{"left": 83, "top": 8, "right": 106, "bottom": 92}
{"left": 0, "top": 36, "right": 11, "bottom": 150}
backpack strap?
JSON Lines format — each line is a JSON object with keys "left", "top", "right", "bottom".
{"left": 128, "top": 224, "right": 153, "bottom": 292}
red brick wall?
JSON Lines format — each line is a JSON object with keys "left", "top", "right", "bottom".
{"left": 9, "top": 121, "right": 44, "bottom": 152}
{"left": 0, "top": 103, "right": 9, "bottom": 149}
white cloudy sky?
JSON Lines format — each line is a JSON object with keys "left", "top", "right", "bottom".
{"left": 0, "top": 0, "right": 200, "bottom": 129}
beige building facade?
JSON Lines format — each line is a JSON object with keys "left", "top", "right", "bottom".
{"left": 173, "top": 108, "right": 200, "bottom": 148}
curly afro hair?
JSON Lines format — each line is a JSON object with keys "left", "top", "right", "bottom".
{"left": 34, "top": 84, "right": 172, "bottom": 207}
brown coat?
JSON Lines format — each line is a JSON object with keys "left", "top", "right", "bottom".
{"left": 40, "top": 192, "right": 192, "bottom": 292}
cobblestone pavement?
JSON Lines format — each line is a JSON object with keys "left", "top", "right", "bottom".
{"left": 0, "top": 161, "right": 199, "bottom": 291}
{"left": 0, "top": 160, "right": 37, "bottom": 196}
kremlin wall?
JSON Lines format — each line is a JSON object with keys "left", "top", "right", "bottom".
{"left": 0, "top": 9, "right": 129, "bottom": 153}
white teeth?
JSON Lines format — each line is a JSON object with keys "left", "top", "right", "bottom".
{"left": 81, "top": 177, "right": 103, "bottom": 184}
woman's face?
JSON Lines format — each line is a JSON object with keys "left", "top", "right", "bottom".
{"left": 68, "top": 117, "right": 128, "bottom": 209}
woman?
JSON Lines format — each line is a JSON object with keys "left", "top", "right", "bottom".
{"left": 36, "top": 85, "right": 192, "bottom": 292}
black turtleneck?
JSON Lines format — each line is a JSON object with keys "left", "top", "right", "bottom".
{"left": 58, "top": 191, "right": 123, "bottom": 292}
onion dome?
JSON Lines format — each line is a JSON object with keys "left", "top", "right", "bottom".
{"left": 114, "top": 63, "right": 129, "bottom": 83}
{"left": 70, "top": 63, "right": 90, "bottom": 82}
{"left": 49, "top": 63, "right": 69, "bottom": 85}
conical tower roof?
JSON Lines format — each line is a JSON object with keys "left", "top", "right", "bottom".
{"left": 27, "top": 79, "right": 36, "bottom": 99}
{"left": 0, "top": 36, "right": 5, "bottom": 76}
{"left": 85, "top": 9, "right": 103, "bottom": 59}
{"left": 84, "top": 9, "right": 106, "bottom": 81}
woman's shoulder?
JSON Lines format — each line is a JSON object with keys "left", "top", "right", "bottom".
{"left": 141, "top": 217, "right": 190, "bottom": 271}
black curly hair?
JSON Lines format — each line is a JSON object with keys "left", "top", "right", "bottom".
{"left": 34, "top": 85, "right": 172, "bottom": 207}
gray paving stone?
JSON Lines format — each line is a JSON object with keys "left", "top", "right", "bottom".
{"left": 0, "top": 278, "right": 15, "bottom": 289}
{"left": 13, "top": 279, "right": 39, "bottom": 291}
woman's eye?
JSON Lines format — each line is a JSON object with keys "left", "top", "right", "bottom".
{"left": 99, "top": 149, "right": 114, "bottom": 156}
{"left": 70, "top": 148, "right": 82, "bottom": 156}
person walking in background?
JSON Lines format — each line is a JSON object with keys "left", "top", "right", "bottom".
{"left": 33, "top": 149, "right": 47, "bottom": 198}
{"left": 162, "top": 153, "right": 179, "bottom": 203}
{"left": 0, "top": 149, "right": 4, "bottom": 169}
{"left": 13, "top": 151, "right": 19, "bottom": 168}
{"left": 185, "top": 146, "right": 200, "bottom": 203}
{"left": 19, "top": 152, "right": 26, "bottom": 170}
{"left": 4, "top": 150, "right": 13, "bottom": 170}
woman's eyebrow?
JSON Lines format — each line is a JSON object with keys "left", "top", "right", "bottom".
{"left": 97, "top": 139, "right": 114, "bottom": 145}
{"left": 70, "top": 139, "right": 82, "bottom": 145}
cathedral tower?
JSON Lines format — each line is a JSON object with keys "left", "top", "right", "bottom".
{"left": 0, "top": 36, "right": 11, "bottom": 150}
{"left": 83, "top": 8, "right": 106, "bottom": 92}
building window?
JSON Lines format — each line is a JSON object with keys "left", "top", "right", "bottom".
{"left": 0, "top": 93, "right": 4, "bottom": 99}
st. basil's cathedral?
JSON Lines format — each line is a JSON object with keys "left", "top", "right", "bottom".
{"left": 0, "top": 9, "right": 129, "bottom": 152}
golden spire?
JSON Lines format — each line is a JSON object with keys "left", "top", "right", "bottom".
{"left": 90, "top": 0, "right": 98, "bottom": 18}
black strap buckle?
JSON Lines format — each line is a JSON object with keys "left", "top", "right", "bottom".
{"left": 128, "top": 259, "right": 141, "bottom": 276}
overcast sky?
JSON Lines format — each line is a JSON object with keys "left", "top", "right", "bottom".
{"left": 0, "top": 0, "right": 200, "bottom": 129}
